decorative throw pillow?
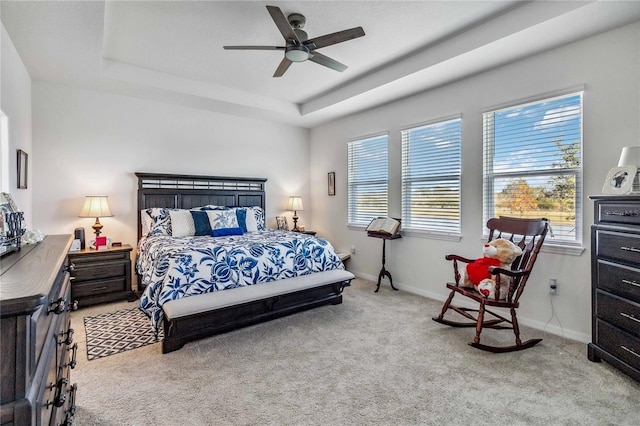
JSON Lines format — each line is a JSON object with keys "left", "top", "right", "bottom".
{"left": 212, "top": 227, "right": 244, "bottom": 237}
{"left": 248, "top": 206, "right": 266, "bottom": 231}
{"left": 146, "top": 208, "right": 172, "bottom": 236}
{"left": 206, "top": 209, "right": 239, "bottom": 230}
{"left": 169, "top": 210, "right": 213, "bottom": 237}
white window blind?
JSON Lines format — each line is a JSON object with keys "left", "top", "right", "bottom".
{"left": 348, "top": 134, "right": 388, "bottom": 226}
{"left": 401, "top": 117, "right": 461, "bottom": 235}
{"left": 483, "top": 92, "right": 583, "bottom": 245}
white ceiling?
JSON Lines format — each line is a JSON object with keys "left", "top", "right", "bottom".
{"left": 2, "top": 1, "right": 640, "bottom": 128}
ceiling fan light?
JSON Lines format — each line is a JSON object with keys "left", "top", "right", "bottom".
{"left": 285, "top": 46, "right": 310, "bottom": 62}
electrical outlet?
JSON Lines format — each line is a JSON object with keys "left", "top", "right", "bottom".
{"left": 549, "top": 278, "right": 558, "bottom": 295}
{"left": 350, "top": 245, "right": 356, "bottom": 254}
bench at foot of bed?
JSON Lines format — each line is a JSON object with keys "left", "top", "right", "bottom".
{"left": 161, "top": 269, "right": 355, "bottom": 353}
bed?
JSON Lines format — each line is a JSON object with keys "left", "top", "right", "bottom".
{"left": 135, "top": 172, "right": 354, "bottom": 353}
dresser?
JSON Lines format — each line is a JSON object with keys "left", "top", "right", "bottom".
{"left": 1, "top": 235, "right": 78, "bottom": 425}
{"left": 589, "top": 195, "right": 640, "bottom": 382}
{"left": 68, "top": 244, "right": 134, "bottom": 307}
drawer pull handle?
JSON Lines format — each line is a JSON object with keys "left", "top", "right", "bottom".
{"left": 621, "top": 345, "right": 640, "bottom": 359}
{"left": 620, "top": 246, "right": 640, "bottom": 253}
{"left": 91, "top": 286, "right": 109, "bottom": 292}
{"left": 58, "top": 328, "right": 74, "bottom": 346}
{"left": 65, "top": 343, "right": 78, "bottom": 369}
{"left": 620, "top": 312, "right": 640, "bottom": 323}
{"left": 54, "top": 377, "right": 68, "bottom": 407}
{"left": 622, "top": 279, "right": 640, "bottom": 288}
{"left": 48, "top": 297, "right": 67, "bottom": 315}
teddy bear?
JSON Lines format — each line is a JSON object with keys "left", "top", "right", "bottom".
{"left": 463, "top": 238, "right": 523, "bottom": 300}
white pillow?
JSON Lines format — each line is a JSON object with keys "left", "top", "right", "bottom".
{"left": 244, "top": 210, "right": 259, "bottom": 232}
{"left": 169, "top": 210, "right": 196, "bottom": 237}
{"left": 141, "top": 210, "right": 154, "bottom": 236}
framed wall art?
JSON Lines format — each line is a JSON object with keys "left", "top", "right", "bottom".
{"left": 328, "top": 172, "right": 335, "bottom": 196}
{"left": 602, "top": 166, "right": 637, "bottom": 195}
{"left": 17, "top": 149, "right": 28, "bottom": 189}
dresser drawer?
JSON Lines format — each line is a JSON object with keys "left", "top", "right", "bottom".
{"left": 596, "top": 290, "right": 640, "bottom": 337}
{"left": 72, "top": 261, "right": 127, "bottom": 282}
{"left": 596, "top": 319, "right": 640, "bottom": 369}
{"left": 596, "top": 202, "right": 640, "bottom": 226}
{"left": 69, "top": 250, "right": 129, "bottom": 265}
{"left": 72, "top": 277, "right": 127, "bottom": 298}
{"left": 594, "top": 230, "right": 640, "bottom": 265}
{"left": 596, "top": 260, "right": 640, "bottom": 303}
{"left": 33, "top": 269, "right": 71, "bottom": 368}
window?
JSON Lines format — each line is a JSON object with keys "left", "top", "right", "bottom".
{"left": 347, "top": 134, "right": 388, "bottom": 226}
{"left": 401, "top": 117, "right": 461, "bottom": 235}
{"left": 483, "top": 92, "right": 583, "bottom": 246}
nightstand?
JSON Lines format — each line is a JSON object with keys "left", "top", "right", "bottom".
{"left": 297, "top": 230, "right": 317, "bottom": 236}
{"left": 68, "top": 244, "right": 135, "bottom": 307}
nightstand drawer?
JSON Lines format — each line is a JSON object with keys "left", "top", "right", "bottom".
{"left": 72, "top": 262, "right": 127, "bottom": 282}
{"left": 72, "top": 277, "right": 127, "bottom": 298}
{"left": 596, "top": 290, "right": 640, "bottom": 337}
{"left": 596, "top": 260, "right": 640, "bottom": 303}
{"left": 596, "top": 319, "right": 640, "bottom": 369}
{"left": 594, "top": 230, "right": 640, "bottom": 265}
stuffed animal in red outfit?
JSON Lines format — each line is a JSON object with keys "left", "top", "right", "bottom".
{"left": 463, "top": 239, "right": 523, "bottom": 299}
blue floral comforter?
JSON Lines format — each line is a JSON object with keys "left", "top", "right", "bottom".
{"left": 137, "top": 230, "right": 344, "bottom": 333}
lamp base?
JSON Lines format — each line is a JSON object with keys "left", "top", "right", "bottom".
{"left": 292, "top": 212, "right": 300, "bottom": 232}
{"left": 92, "top": 218, "right": 103, "bottom": 237}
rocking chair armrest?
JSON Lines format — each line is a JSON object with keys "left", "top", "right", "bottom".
{"left": 445, "top": 254, "right": 475, "bottom": 264}
{"left": 487, "top": 266, "right": 530, "bottom": 278}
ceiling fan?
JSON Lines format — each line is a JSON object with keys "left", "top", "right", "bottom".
{"left": 223, "top": 5, "right": 365, "bottom": 77}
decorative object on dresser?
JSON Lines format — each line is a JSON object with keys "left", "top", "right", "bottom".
{"left": 78, "top": 195, "right": 113, "bottom": 237}
{"left": 0, "top": 235, "right": 78, "bottom": 425}
{"left": 0, "top": 192, "right": 25, "bottom": 257}
{"left": 588, "top": 195, "right": 640, "bottom": 383}
{"left": 288, "top": 196, "right": 304, "bottom": 232}
{"left": 275, "top": 216, "right": 289, "bottom": 231}
{"left": 617, "top": 146, "right": 640, "bottom": 193}
{"left": 68, "top": 244, "right": 135, "bottom": 307}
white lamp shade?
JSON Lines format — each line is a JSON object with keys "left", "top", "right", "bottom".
{"left": 79, "top": 196, "right": 113, "bottom": 218}
{"left": 618, "top": 146, "right": 640, "bottom": 167}
{"left": 288, "top": 196, "right": 304, "bottom": 211}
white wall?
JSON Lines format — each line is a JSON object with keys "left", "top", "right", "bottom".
{"left": 31, "top": 82, "right": 311, "bottom": 249}
{"left": 309, "top": 23, "right": 640, "bottom": 342}
{"left": 1, "top": 23, "right": 32, "bottom": 224}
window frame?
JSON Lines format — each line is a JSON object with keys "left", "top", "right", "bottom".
{"left": 401, "top": 115, "right": 462, "bottom": 240}
{"left": 482, "top": 91, "right": 584, "bottom": 253}
{"left": 347, "top": 133, "right": 389, "bottom": 228}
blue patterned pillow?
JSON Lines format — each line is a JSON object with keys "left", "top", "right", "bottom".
{"left": 206, "top": 209, "right": 239, "bottom": 230}
{"left": 146, "top": 208, "right": 172, "bottom": 236}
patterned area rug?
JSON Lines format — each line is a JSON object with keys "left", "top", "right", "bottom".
{"left": 83, "top": 308, "right": 163, "bottom": 360}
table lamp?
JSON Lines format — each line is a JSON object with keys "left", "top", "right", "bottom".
{"left": 288, "top": 196, "right": 304, "bottom": 232}
{"left": 79, "top": 195, "right": 113, "bottom": 237}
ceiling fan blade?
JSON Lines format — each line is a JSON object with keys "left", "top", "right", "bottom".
{"left": 266, "top": 5, "right": 300, "bottom": 44}
{"left": 223, "top": 45, "right": 285, "bottom": 50}
{"left": 306, "top": 27, "right": 365, "bottom": 50}
{"left": 273, "top": 57, "right": 293, "bottom": 77}
{"left": 308, "top": 51, "right": 347, "bottom": 72}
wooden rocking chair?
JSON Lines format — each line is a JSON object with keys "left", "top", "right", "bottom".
{"left": 432, "top": 217, "right": 549, "bottom": 352}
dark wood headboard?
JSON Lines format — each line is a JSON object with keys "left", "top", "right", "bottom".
{"left": 136, "top": 172, "right": 267, "bottom": 240}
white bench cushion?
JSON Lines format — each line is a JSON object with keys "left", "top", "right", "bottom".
{"left": 164, "top": 269, "right": 355, "bottom": 320}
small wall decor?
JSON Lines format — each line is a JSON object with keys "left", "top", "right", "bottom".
{"left": 602, "top": 166, "right": 637, "bottom": 195}
{"left": 328, "top": 172, "right": 335, "bottom": 196}
{"left": 17, "top": 149, "right": 28, "bottom": 189}
{"left": 275, "top": 216, "right": 289, "bottom": 231}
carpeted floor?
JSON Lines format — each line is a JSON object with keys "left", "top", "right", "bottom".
{"left": 69, "top": 278, "right": 640, "bottom": 425}
{"left": 83, "top": 308, "right": 163, "bottom": 360}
